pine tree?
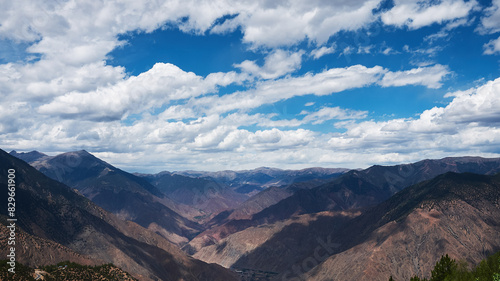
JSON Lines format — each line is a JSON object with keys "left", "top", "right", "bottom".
{"left": 430, "top": 254, "right": 457, "bottom": 281}
{"left": 389, "top": 276, "right": 395, "bottom": 281}
{"left": 492, "top": 257, "right": 500, "bottom": 281}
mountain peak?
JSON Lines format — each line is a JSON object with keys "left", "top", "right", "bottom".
{"left": 66, "top": 149, "right": 92, "bottom": 156}
{"left": 9, "top": 150, "right": 49, "bottom": 162}
{"left": 253, "top": 166, "right": 282, "bottom": 172}
{"left": 55, "top": 150, "right": 103, "bottom": 163}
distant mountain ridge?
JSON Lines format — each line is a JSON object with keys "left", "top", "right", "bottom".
{"left": 174, "top": 166, "right": 349, "bottom": 195}
{"left": 136, "top": 165, "right": 348, "bottom": 223}
{"left": 251, "top": 156, "right": 500, "bottom": 224}
{"left": 138, "top": 172, "right": 248, "bottom": 222}
{"left": 10, "top": 150, "right": 50, "bottom": 163}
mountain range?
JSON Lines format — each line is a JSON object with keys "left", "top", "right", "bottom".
{"left": 4, "top": 149, "right": 500, "bottom": 281}
{"left": 0, "top": 149, "right": 237, "bottom": 281}
{"left": 188, "top": 157, "right": 500, "bottom": 280}
{"left": 174, "top": 167, "right": 348, "bottom": 196}
{"left": 300, "top": 172, "right": 500, "bottom": 280}
{"left": 11, "top": 150, "right": 206, "bottom": 245}
{"left": 137, "top": 171, "right": 248, "bottom": 222}
{"left": 194, "top": 172, "right": 500, "bottom": 280}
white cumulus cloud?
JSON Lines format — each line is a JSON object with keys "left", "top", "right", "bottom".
{"left": 379, "top": 64, "right": 450, "bottom": 89}
{"left": 38, "top": 63, "right": 246, "bottom": 121}
{"left": 484, "top": 36, "right": 500, "bottom": 55}
{"left": 328, "top": 77, "right": 500, "bottom": 156}
{"left": 300, "top": 107, "right": 368, "bottom": 124}
{"left": 381, "top": 0, "right": 477, "bottom": 29}
{"left": 235, "top": 49, "right": 304, "bottom": 79}
{"left": 478, "top": 0, "right": 500, "bottom": 34}
{"left": 310, "top": 45, "right": 336, "bottom": 59}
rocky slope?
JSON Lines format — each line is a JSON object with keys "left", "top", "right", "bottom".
{"left": 139, "top": 171, "right": 248, "bottom": 222}
{"left": 230, "top": 172, "right": 500, "bottom": 281}
{"left": 187, "top": 157, "right": 500, "bottom": 257}
{"left": 11, "top": 150, "right": 202, "bottom": 245}
{"left": 192, "top": 210, "right": 361, "bottom": 269}
{"left": 0, "top": 149, "right": 237, "bottom": 281}
{"left": 0, "top": 222, "right": 98, "bottom": 267}
{"left": 301, "top": 172, "right": 500, "bottom": 281}
{"left": 0, "top": 261, "right": 139, "bottom": 281}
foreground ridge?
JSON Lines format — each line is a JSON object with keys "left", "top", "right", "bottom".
{"left": 0, "top": 260, "right": 138, "bottom": 281}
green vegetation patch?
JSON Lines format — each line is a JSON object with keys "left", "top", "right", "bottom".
{"left": 390, "top": 251, "right": 500, "bottom": 281}
{"left": 0, "top": 260, "right": 138, "bottom": 281}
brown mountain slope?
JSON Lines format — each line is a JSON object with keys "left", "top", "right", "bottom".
{"left": 188, "top": 157, "right": 500, "bottom": 258}
{"left": 139, "top": 172, "right": 248, "bottom": 222}
{"left": 225, "top": 186, "right": 293, "bottom": 221}
{"left": 0, "top": 149, "right": 237, "bottom": 281}
{"left": 303, "top": 202, "right": 500, "bottom": 281}
{"left": 186, "top": 179, "right": 338, "bottom": 254}
{"left": 215, "top": 179, "right": 331, "bottom": 225}
{"left": 0, "top": 222, "right": 98, "bottom": 267}
{"left": 192, "top": 210, "right": 361, "bottom": 269}
{"left": 199, "top": 186, "right": 293, "bottom": 234}
{"left": 301, "top": 172, "right": 500, "bottom": 281}
{"left": 230, "top": 172, "right": 500, "bottom": 281}
{"left": 12, "top": 150, "right": 202, "bottom": 245}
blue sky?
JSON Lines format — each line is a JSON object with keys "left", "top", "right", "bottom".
{"left": 1, "top": 0, "right": 500, "bottom": 172}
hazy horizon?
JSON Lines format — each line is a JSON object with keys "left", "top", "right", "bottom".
{"left": 8, "top": 149, "right": 500, "bottom": 174}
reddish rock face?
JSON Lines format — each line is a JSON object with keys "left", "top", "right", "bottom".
{"left": 193, "top": 172, "right": 500, "bottom": 281}
{"left": 188, "top": 157, "right": 500, "bottom": 272}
